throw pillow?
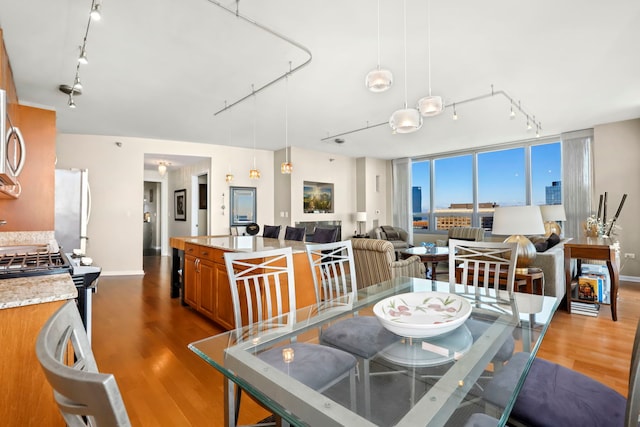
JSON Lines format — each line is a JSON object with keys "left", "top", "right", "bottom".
{"left": 381, "top": 226, "right": 400, "bottom": 240}
{"left": 534, "top": 240, "right": 549, "bottom": 252}
{"left": 546, "top": 233, "right": 561, "bottom": 249}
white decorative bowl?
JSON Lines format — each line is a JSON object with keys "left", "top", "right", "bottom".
{"left": 373, "top": 291, "right": 472, "bottom": 338}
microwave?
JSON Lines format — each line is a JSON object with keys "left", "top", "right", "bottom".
{"left": 0, "top": 89, "right": 26, "bottom": 187}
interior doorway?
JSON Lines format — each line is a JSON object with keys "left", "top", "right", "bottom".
{"left": 193, "top": 173, "right": 209, "bottom": 236}
{"left": 143, "top": 181, "right": 161, "bottom": 256}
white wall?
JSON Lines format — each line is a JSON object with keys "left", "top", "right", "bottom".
{"left": 593, "top": 118, "right": 640, "bottom": 279}
{"left": 56, "top": 134, "right": 274, "bottom": 275}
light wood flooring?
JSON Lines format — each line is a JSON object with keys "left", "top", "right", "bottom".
{"left": 91, "top": 255, "right": 639, "bottom": 426}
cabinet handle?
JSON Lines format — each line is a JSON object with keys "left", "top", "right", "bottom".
{"left": 202, "top": 251, "right": 209, "bottom": 256}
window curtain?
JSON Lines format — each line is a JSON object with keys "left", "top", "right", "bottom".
{"left": 561, "top": 129, "right": 594, "bottom": 239}
{"left": 392, "top": 158, "right": 413, "bottom": 244}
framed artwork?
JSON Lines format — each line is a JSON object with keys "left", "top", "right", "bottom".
{"left": 174, "top": 189, "right": 186, "bottom": 221}
{"left": 230, "top": 187, "right": 256, "bottom": 226}
{"left": 303, "top": 181, "right": 334, "bottom": 213}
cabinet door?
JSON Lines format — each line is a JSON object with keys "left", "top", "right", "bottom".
{"left": 214, "top": 262, "right": 235, "bottom": 330}
{"left": 183, "top": 255, "right": 198, "bottom": 307}
{"left": 198, "top": 259, "right": 216, "bottom": 318}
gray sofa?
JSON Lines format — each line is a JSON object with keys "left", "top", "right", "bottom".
{"left": 530, "top": 238, "right": 571, "bottom": 299}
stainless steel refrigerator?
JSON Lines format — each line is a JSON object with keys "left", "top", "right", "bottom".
{"left": 55, "top": 168, "right": 91, "bottom": 255}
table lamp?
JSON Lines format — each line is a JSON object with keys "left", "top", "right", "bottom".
{"left": 539, "top": 204, "right": 566, "bottom": 237}
{"left": 356, "top": 212, "right": 367, "bottom": 235}
{"left": 492, "top": 205, "right": 545, "bottom": 274}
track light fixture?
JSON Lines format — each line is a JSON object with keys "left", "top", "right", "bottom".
{"left": 389, "top": 0, "right": 422, "bottom": 134}
{"left": 59, "top": 0, "right": 103, "bottom": 108}
{"left": 365, "top": 0, "right": 393, "bottom": 92}
{"left": 90, "top": 2, "right": 102, "bottom": 21}
{"left": 417, "top": 0, "right": 443, "bottom": 117}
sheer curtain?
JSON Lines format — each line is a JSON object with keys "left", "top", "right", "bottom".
{"left": 561, "top": 129, "right": 594, "bottom": 239}
{"left": 392, "top": 158, "right": 413, "bottom": 244}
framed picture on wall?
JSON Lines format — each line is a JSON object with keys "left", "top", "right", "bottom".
{"left": 303, "top": 181, "right": 334, "bottom": 213}
{"left": 175, "top": 189, "right": 186, "bottom": 221}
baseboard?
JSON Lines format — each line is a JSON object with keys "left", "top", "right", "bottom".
{"left": 100, "top": 270, "right": 145, "bottom": 277}
{"left": 621, "top": 275, "right": 640, "bottom": 283}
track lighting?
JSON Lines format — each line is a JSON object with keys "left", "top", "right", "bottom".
{"left": 68, "top": 96, "right": 76, "bottom": 109}
{"left": 90, "top": 3, "right": 102, "bottom": 21}
{"left": 452, "top": 103, "right": 458, "bottom": 120}
{"left": 78, "top": 47, "right": 88, "bottom": 65}
{"left": 509, "top": 104, "right": 516, "bottom": 119}
{"left": 365, "top": 0, "right": 393, "bottom": 92}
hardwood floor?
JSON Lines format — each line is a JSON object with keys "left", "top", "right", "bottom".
{"left": 92, "top": 255, "right": 638, "bottom": 426}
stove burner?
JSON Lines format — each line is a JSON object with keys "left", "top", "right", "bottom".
{"left": 0, "top": 249, "right": 72, "bottom": 279}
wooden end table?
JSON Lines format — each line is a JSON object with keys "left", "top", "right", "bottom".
{"left": 564, "top": 236, "right": 619, "bottom": 321}
{"left": 454, "top": 266, "right": 543, "bottom": 295}
{"left": 400, "top": 246, "right": 449, "bottom": 279}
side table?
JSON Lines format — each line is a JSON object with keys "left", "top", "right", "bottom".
{"left": 454, "top": 266, "right": 543, "bottom": 295}
{"left": 564, "top": 237, "right": 619, "bottom": 321}
{"left": 400, "top": 247, "right": 450, "bottom": 280}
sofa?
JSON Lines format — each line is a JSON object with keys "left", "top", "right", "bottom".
{"left": 529, "top": 234, "right": 570, "bottom": 299}
{"left": 351, "top": 238, "right": 426, "bottom": 289}
{"left": 436, "top": 226, "right": 485, "bottom": 247}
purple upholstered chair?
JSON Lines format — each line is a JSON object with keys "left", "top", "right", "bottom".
{"left": 483, "top": 317, "right": 640, "bottom": 427}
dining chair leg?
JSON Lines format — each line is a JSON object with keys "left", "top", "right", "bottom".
{"left": 350, "top": 368, "right": 357, "bottom": 412}
{"left": 363, "top": 359, "right": 371, "bottom": 419}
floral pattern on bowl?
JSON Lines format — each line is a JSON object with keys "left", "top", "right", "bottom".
{"left": 373, "top": 292, "right": 472, "bottom": 338}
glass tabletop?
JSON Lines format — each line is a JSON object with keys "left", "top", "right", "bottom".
{"left": 189, "top": 277, "right": 559, "bottom": 427}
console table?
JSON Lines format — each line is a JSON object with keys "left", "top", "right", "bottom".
{"left": 564, "top": 236, "right": 619, "bottom": 321}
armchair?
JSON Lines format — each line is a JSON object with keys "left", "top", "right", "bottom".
{"left": 352, "top": 238, "right": 426, "bottom": 288}
{"left": 371, "top": 225, "right": 411, "bottom": 251}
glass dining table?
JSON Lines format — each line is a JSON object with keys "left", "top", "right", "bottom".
{"left": 189, "top": 277, "right": 560, "bottom": 427}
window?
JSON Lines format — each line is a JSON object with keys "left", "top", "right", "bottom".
{"left": 411, "top": 160, "right": 430, "bottom": 231}
{"left": 531, "top": 142, "right": 562, "bottom": 205}
{"left": 433, "top": 155, "right": 473, "bottom": 231}
{"left": 410, "top": 140, "right": 561, "bottom": 234}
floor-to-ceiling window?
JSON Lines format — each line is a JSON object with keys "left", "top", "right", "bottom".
{"left": 411, "top": 139, "right": 562, "bottom": 235}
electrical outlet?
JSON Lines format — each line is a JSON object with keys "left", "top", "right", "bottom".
{"left": 624, "top": 253, "right": 636, "bottom": 259}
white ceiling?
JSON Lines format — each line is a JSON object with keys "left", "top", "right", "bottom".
{"left": 1, "top": 0, "right": 639, "bottom": 164}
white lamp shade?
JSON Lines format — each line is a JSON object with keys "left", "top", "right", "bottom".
{"left": 492, "top": 205, "right": 545, "bottom": 236}
{"left": 365, "top": 68, "right": 393, "bottom": 92}
{"left": 389, "top": 108, "right": 423, "bottom": 134}
{"left": 539, "top": 204, "right": 566, "bottom": 221}
{"left": 356, "top": 212, "right": 367, "bottom": 222}
{"left": 417, "top": 95, "right": 444, "bottom": 117}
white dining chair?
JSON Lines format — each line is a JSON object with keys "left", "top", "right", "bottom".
{"left": 224, "top": 247, "right": 357, "bottom": 427}
{"left": 35, "top": 300, "right": 131, "bottom": 427}
{"left": 305, "top": 240, "right": 399, "bottom": 419}
{"left": 449, "top": 239, "right": 519, "bottom": 371}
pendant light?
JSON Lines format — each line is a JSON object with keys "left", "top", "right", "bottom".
{"left": 365, "top": 0, "right": 393, "bottom": 92}
{"left": 249, "top": 88, "right": 261, "bottom": 180}
{"left": 417, "top": 0, "right": 443, "bottom": 117}
{"left": 389, "top": 0, "right": 422, "bottom": 133}
{"left": 281, "top": 71, "right": 293, "bottom": 174}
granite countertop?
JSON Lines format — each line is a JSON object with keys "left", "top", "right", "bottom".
{"left": 174, "top": 235, "right": 309, "bottom": 253}
{"left": 0, "top": 273, "right": 77, "bottom": 310}
{"left": 0, "top": 231, "right": 77, "bottom": 310}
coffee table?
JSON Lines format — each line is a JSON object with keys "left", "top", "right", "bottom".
{"left": 400, "top": 246, "right": 449, "bottom": 280}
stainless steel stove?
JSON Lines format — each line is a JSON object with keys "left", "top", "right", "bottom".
{"left": 0, "top": 247, "right": 72, "bottom": 278}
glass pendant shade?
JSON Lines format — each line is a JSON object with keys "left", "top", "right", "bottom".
{"left": 365, "top": 68, "right": 393, "bottom": 92}
{"left": 281, "top": 162, "right": 293, "bottom": 174}
{"left": 389, "top": 108, "right": 422, "bottom": 134}
{"left": 418, "top": 95, "right": 444, "bottom": 117}
{"left": 249, "top": 168, "right": 261, "bottom": 179}
{"left": 158, "top": 163, "right": 167, "bottom": 176}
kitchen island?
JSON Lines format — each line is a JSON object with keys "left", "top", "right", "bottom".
{"left": 170, "top": 235, "right": 315, "bottom": 330}
{"left": 0, "top": 273, "right": 77, "bottom": 426}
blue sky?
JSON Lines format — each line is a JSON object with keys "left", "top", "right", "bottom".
{"left": 412, "top": 142, "right": 561, "bottom": 212}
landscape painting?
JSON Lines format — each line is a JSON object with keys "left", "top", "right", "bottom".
{"left": 303, "top": 181, "right": 334, "bottom": 213}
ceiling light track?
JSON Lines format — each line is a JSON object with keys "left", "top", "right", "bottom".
{"left": 58, "top": 0, "right": 103, "bottom": 108}
{"left": 320, "top": 85, "right": 542, "bottom": 141}
{"left": 206, "top": 0, "right": 313, "bottom": 116}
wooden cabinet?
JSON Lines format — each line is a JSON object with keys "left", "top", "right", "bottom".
{"left": 182, "top": 241, "right": 315, "bottom": 330}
